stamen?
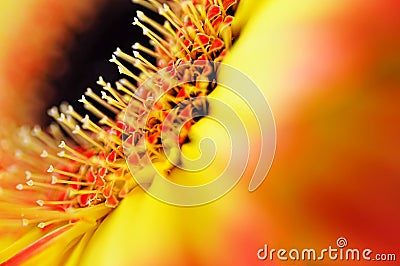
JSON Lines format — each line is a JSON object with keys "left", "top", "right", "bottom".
{"left": 36, "top": 199, "right": 75, "bottom": 207}
{"left": 132, "top": 42, "right": 160, "bottom": 59}
{"left": 51, "top": 176, "right": 91, "bottom": 187}
{"left": 110, "top": 55, "right": 143, "bottom": 83}
{"left": 47, "top": 165, "right": 82, "bottom": 179}
{"left": 58, "top": 141, "right": 89, "bottom": 160}
{"left": 136, "top": 10, "right": 172, "bottom": 38}
{"left": 85, "top": 88, "right": 119, "bottom": 114}
{"left": 72, "top": 126, "right": 105, "bottom": 151}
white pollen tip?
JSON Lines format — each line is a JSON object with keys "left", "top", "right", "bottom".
{"left": 36, "top": 200, "right": 44, "bottom": 207}
{"left": 132, "top": 42, "right": 139, "bottom": 49}
{"left": 117, "top": 66, "right": 124, "bottom": 74}
{"left": 85, "top": 88, "right": 93, "bottom": 96}
{"left": 57, "top": 113, "right": 65, "bottom": 122}
{"left": 59, "top": 141, "right": 66, "bottom": 148}
{"left": 133, "top": 51, "right": 139, "bottom": 58}
{"left": 31, "top": 125, "right": 41, "bottom": 136}
{"left": 38, "top": 222, "right": 45, "bottom": 228}
{"left": 16, "top": 184, "right": 23, "bottom": 191}
{"left": 114, "top": 47, "right": 122, "bottom": 56}
{"left": 47, "top": 165, "right": 54, "bottom": 173}
{"left": 15, "top": 150, "right": 22, "bottom": 158}
{"left": 47, "top": 106, "right": 58, "bottom": 117}
{"left": 78, "top": 95, "right": 86, "bottom": 103}
{"left": 25, "top": 171, "right": 31, "bottom": 180}
{"left": 40, "top": 150, "right": 48, "bottom": 158}
{"left": 133, "top": 17, "right": 139, "bottom": 25}
{"left": 22, "top": 219, "right": 29, "bottom": 226}
{"left": 133, "top": 59, "right": 141, "bottom": 67}
{"left": 97, "top": 76, "right": 105, "bottom": 85}
{"left": 72, "top": 125, "right": 80, "bottom": 134}
{"left": 26, "top": 180, "right": 34, "bottom": 187}
{"left": 104, "top": 82, "right": 112, "bottom": 91}
{"left": 65, "top": 105, "right": 73, "bottom": 115}
{"left": 101, "top": 91, "right": 107, "bottom": 99}
{"left": 109, "top": 55, "right": 117, "bottom": 63}
{"left": 51, "top": 176, "right": 58, "bottom": 185}
{"left": 59, "top": 102, "right": 68, "bottom": 113}
{"left": 99, "top": 117, "right": 108, "bottom": 124}
{"left": 57, "top": 151, "right": 65, "bottom": 157}
{"left": 136, "top": 11, "right": 145, "bottom": 20}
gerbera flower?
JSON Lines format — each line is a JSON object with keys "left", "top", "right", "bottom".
{"left": 1, "top": 0, "right": 273, "bottom": 265}
{"left": 1, "top": 0, "right": 399, "bottom": 265}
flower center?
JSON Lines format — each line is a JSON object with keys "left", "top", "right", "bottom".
{"left": 1, "top": 0, "right": 239, "bottom": 231}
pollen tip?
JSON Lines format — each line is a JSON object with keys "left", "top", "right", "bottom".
{"left": 99, "top": 116, "right": 108, "bottom": 124}
{"left": 133, "top": 17, "right": 139, "bottom": 25}
{"left": 85, "top": 88, "right": 93, "bottom": 96}
{"left": 132, "top": 42, "right": 139, "bottom": 49}
{"left": 56, "top": 114, "right": 65, "bottom": 122}
{"left": 97, "top": 76, "right": 105, "bottom": 85}
{"left": 65, "top": 105, "right": 74, "bottom": 115}
{"left": 25, "top": 171, "right": 31, "bottom": 180}
{"left": 57, "top": 151, "right": 65, "bottom": 157}
{"left": 133, "top": 51, "right": 139, "bottom": 58}
{"left": 105, "top": 83, "right": 112, "bottom": 91}
{"left": 31, "top": 125, "right": 41, "bottom": 136}
{"left": 114, "top": 47, "right": 122, "bottom": 56}
{"left": 37, "top": 222, "right": 45, "bottom": 228}
{"left": 36, "top": 200, "right": 44, "bottom": 207}
{"left": 59, "top": 102, "right": 69, "bottom": 113}
{"left": 26, "top": 180, "right": 34, "bottom": 187}
{"left": 59, "top": 141, "right": 66, "bottom": 148}
{"left": 47, "top": 165, "right": 54, "bottom": 173}
{"left": 40, "top": 150, "right": 48, "bottom": 158}
{"left": 136, "top": 10, "right": 145, "bottom": 20}
{"left": 117, "top": 66, "right": 124, "bottom": 74}
{"left": 109, "top": 55, "right": 117, "bottom": 63}
{"left": 51, "top": 176, "right": 58, "bottom": 184}
{"left": 101, "top": 91, "right": 107, "bottom": 99}
{"left": 163, "top": 3, "right": 170, "bottom": 11}
{"left": 15, "top": 150, "right": 22, "bottom": 158}
{"left": 72, "top": 125, "right": 81, "bottom": 134}
{"left": 47, "top": 106, "right": 58, "bottom": 117}
{"left": 16, "top": 184, "right": 23, "bottom": 190}
{"left": 22, "top": 219, "right": 29, "bottom": 226}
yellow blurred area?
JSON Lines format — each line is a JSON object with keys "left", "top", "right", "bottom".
{"left": 225, "top": 0, "right": 400, "bottom": 260}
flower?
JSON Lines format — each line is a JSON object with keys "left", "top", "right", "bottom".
{"left": 1, "top": 0, "right": 399, "bottom": 265}
{"left": 1, "top": 1, "right": 271, "bottom": 265}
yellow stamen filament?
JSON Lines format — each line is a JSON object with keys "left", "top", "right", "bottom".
{"left": 85, "top": 88, "right": 120, "bottom": 114}
{"left": 57, "top": 151, "right": 91, "bottom": 165}
{"left": 36, "top": 199, "right": 75, "bottom": 207}
{"left": 110, "top": 55, "right": 144, "bottom": 83}
{"left": 132, "top": 42, "right": 160, "bottom": 59}
{"left": 72, "top": 126, "right": 105, "bottom": 151}
{"left": 58, "top": 141, "right": 89, "bottom": 160}
{"left": 51, "top": 176, "right": 90, "bottom": 187}
{"left": 47, "top": 165, "right": 81, "bottom": 179}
